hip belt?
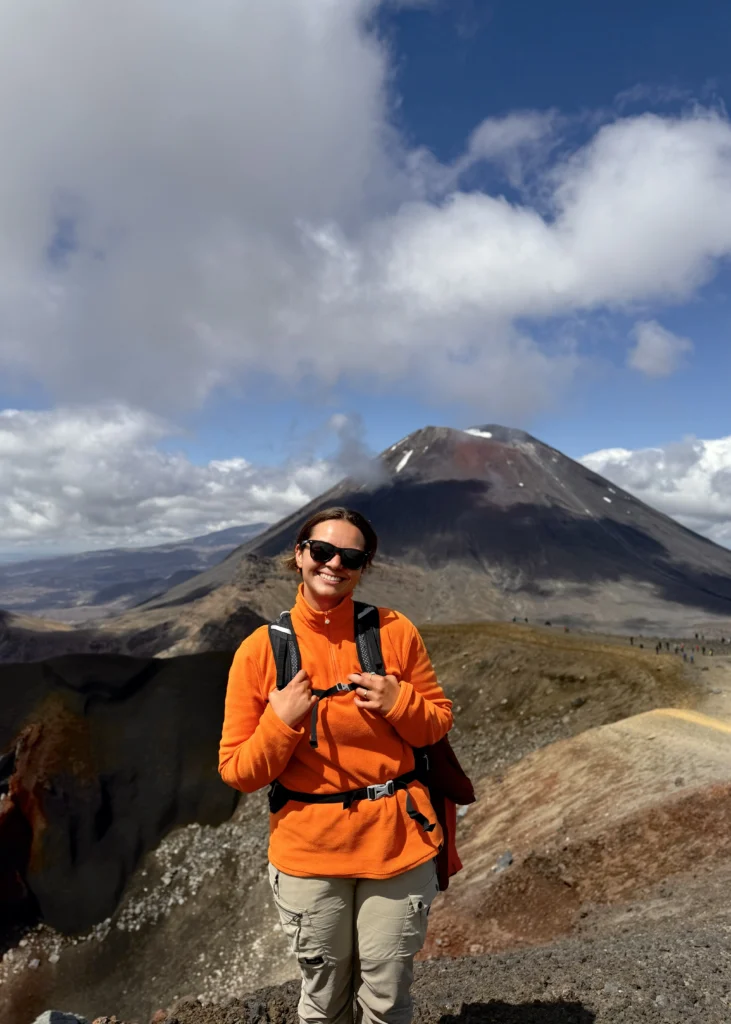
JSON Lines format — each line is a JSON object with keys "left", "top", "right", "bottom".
{"left": 268, "top": 769, "right": 435, "bottom": 832}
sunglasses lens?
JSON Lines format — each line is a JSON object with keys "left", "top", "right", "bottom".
{"left": 305, "top": 540, "right": 367, "bottom": 570}
{"left": 341, "top": 549, "right": 367, "bottom": 570}
{"left": 308, "top": 541, "right": 335, "bottom": 563}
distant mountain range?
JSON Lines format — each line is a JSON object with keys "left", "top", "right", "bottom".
{"left": 0, "top": 523, "right": 266, "bottom": 619}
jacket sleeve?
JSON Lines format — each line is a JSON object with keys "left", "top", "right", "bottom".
{"left": 218, "top": 632, "right": 304, "bottom": 793}
{"left": 383, "top": 617, "right": 453, "bottom": 747}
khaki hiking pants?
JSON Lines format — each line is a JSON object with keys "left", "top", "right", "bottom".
{"left": 268, "top": 859, "right": 439, "bottom": 1024}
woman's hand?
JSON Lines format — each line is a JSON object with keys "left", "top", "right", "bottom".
{"left": 349, "top": 671, "right": 401, "bottom": 715}
{"left": 268, "top": 669, "right": 317, "bottom": 728}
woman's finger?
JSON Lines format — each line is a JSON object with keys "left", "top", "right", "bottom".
{"left": 358, "top": 695, "right": 384, "bottom": 708}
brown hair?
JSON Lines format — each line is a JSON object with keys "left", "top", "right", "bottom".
{"left": 284, "top": 507, "right": 378, "bottom": 573}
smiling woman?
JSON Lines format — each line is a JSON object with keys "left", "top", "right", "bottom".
{"left": 219, "top": 506, "right": 456, "bottom": 1024}
{"left": 286, "top": 507, "right": 377, "bottom": 605}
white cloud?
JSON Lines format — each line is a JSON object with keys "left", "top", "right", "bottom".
{"left": 627, "top": 319, "right": 694, "bottom": 377}
{"left": 0, "top": 405, "right": 344, "bottom": 555}
{"left": 1, "top": 5, "right": 731, "bottom": 419}
{"left": 448, "top": 110, "right": 559, "bottom": 188}
{"left": 614, "top": 84, "right": 694, "bottom": 112}
{"left": 581, "top": 436, "right": 731, "bottom": 548}
{"left": 467, "top": 109, "right": 557, "bottom": 160}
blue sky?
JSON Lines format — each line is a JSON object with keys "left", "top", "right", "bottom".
{"left": 373, "top": 0, "right": 731, "bottom": 456}
{"left": 2, "top": 0, "right": 731, "bottom": 556}
{"left": 177, "top": 0, "right": 731, "bottom": 465}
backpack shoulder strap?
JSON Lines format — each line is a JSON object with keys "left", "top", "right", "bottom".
{"left": 268, "top": 611, "right": 301, "bottom": 690}
{"left": 353, "top": 601, "right": 385, "bottom": 675}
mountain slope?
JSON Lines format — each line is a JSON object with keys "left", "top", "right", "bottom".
{"left": 133, "top": 425, "right": 731, "bottom": 636}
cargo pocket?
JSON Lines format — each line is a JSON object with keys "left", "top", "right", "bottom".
{"left": 398, "top": 871, "right": 439, "bottom": 957}
{"left": 268, "top": 865, "right": 326, "bottom": 967}
{"left": 274, "top": 900, "right": 303, "bottom": 956}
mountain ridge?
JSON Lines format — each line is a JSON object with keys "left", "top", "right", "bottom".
{"left": 133, "top": 423, "right": 731, "bottom": 634}
{"left": 5, "top": 423, "right": 731, "bottom": 663}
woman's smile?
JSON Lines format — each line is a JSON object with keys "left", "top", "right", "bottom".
{"left": 316, "top": 568, "right": 348, "bottom": 585}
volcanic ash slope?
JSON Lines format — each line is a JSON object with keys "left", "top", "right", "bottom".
{"left": 114, "top": 424, "right": 731, "bottom": 654}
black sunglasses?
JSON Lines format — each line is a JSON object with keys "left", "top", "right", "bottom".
{"left": 301, "top": 539, "right": 369, "bottom": 571}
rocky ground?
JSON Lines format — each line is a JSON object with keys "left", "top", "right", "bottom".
{"left": 161, "top": 915, "right": 731, "bottom": 1023}
{"left": 49, "top": 914, "right": 731, "bottom": 1023}
{"left": 7, "top": 625, "right": 731, "bottom": 1024}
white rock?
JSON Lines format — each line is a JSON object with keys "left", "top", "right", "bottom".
{"left": 30, "top": 1013, "right": 89, "bottom": 1024}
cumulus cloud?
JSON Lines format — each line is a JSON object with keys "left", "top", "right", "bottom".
{"left": 0, "top": 405, "right": 344, "bottom": 555}
{"left": 627, "top": 320, "right": 694, "bottom": 377}
{"left": 2, "top": 3, "right": 731, "bottom": 419}
{"left": 581, "top": 436, "right": 731, "bottom": 548}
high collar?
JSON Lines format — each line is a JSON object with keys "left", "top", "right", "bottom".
{"left": 293, "top": 582, "right": 355, "bottom": 632}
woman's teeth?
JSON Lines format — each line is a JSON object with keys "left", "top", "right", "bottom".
{"left": 318, "top": 571, "right": 343, "bottom": 583}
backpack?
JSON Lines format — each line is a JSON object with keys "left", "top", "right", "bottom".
{"left": 267, "top": 601, "right": 475, "bottom": 891}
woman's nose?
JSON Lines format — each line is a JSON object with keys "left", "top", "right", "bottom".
{"left": 326, "top": 553, "right": 343, "bottom": 570}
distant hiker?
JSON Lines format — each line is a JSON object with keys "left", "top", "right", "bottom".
{"left": 690, "top": 654, "right": 695, "bottom": 664}
{"left": 219, "top": 507, "right": 472, "bottom": 1024}
{"left": 683, "top": 652, "right": 687, "bottom": 662}
{"left": 630, "top": 636, "right": 634, "bottom": 646}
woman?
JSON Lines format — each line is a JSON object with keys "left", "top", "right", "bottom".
{"left": 219, "top": 507, "right": 453, "bottom": 1024}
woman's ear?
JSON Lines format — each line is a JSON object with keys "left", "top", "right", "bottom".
{"left": 294, "top": 544, "right": 303, "bottom": 572}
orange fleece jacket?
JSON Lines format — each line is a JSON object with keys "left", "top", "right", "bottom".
{"left": 219, "top": 585, "right": 453, "bottom": 879}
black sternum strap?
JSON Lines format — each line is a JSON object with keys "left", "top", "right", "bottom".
{"left": 308, "top": 683, "right": 358, "bottom": 748}
{"left": 309, "top": 703, "right": 319, "bottom": 748}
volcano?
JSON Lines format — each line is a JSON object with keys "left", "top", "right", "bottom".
{"left": 130, "top": 424, "right": 731, "bottom": 639}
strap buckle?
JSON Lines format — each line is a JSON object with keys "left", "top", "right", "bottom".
{"left": 366, "top": 780, "right": 395, "bottom": 801}
{"left": 335, "top": 682, "right": 351, "bottom": 692}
